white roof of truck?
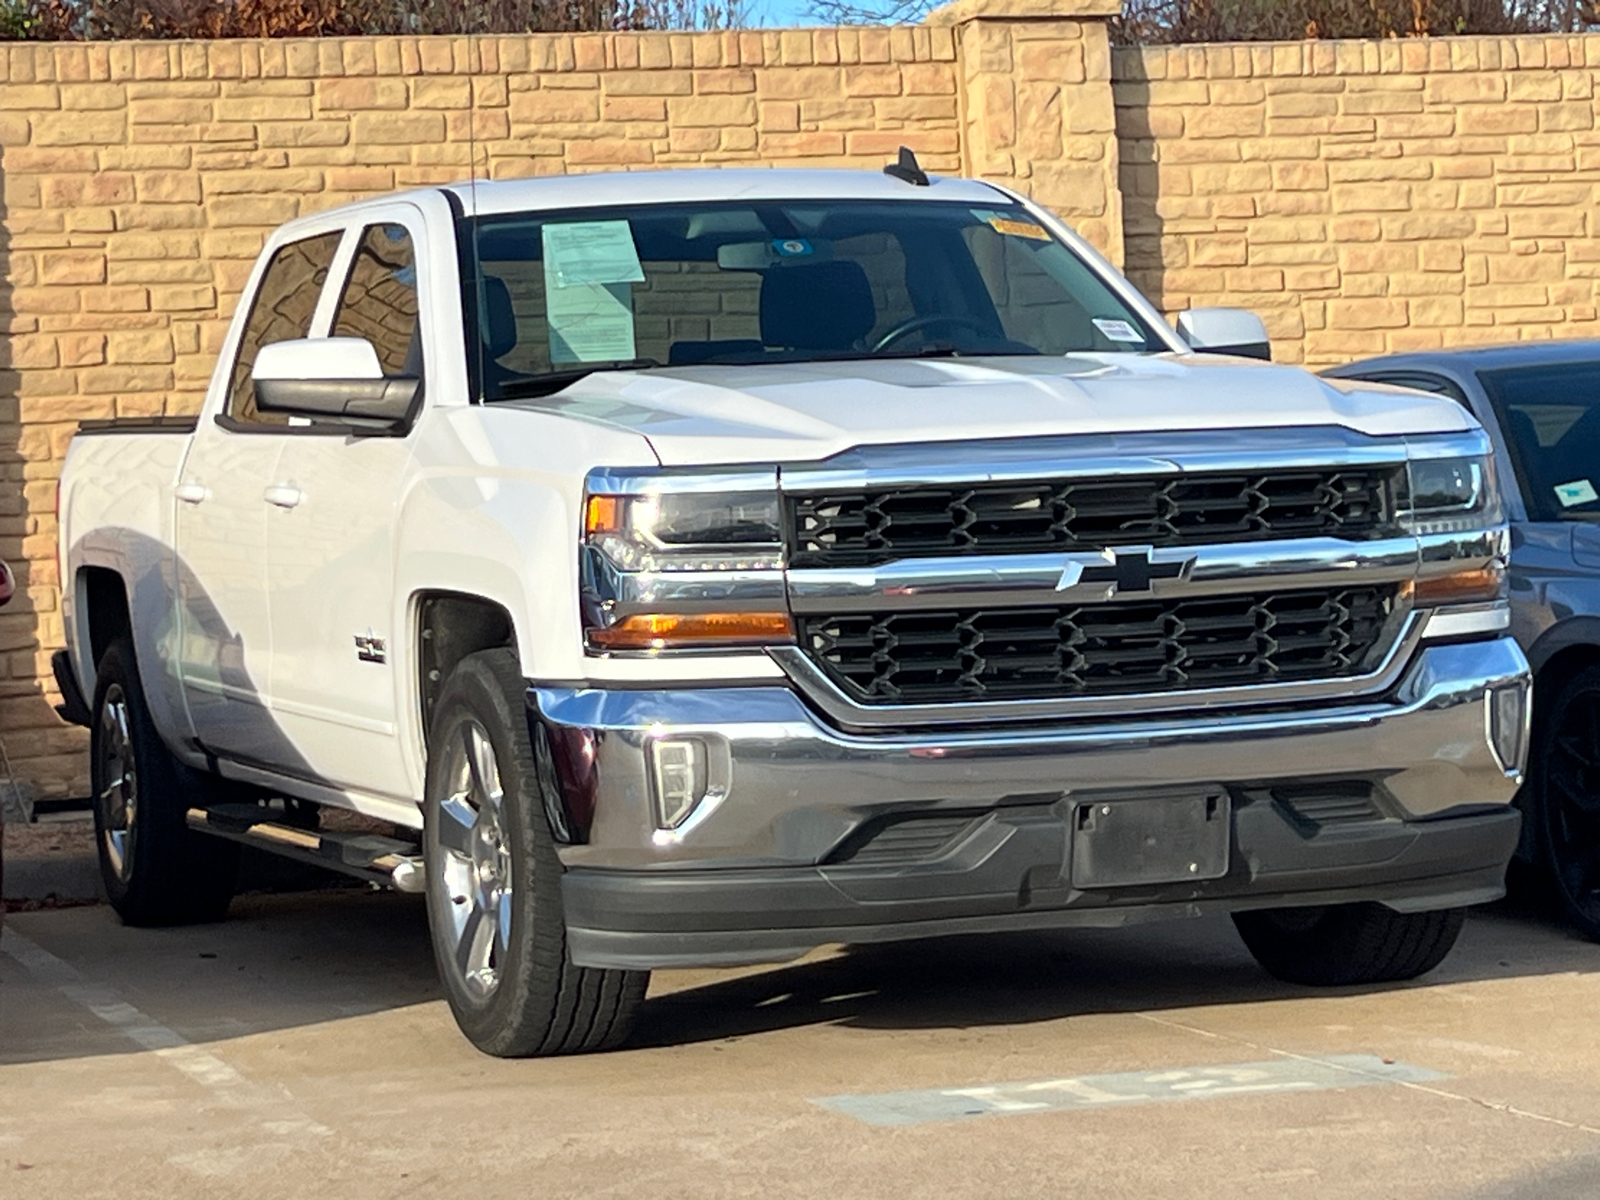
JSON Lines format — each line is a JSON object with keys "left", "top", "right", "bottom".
{"left": 442, "top": 167, "right": 1010, "bottom": 216}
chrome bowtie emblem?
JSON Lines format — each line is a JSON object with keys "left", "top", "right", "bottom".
{"left": 1057, "top": 547, "right": 1190, "bottom": 597}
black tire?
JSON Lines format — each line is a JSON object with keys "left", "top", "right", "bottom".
{"left": 423, "top": 648, "right": 647, "bottom": 1057}
{"left": 90, "top": 638, "right": 239, "bottom": 926}
{"left": 1526, "top": 664, "right": 1600, "bottom": 941}
{"left": 1233, "top": 903, "right": 1466, "bottom": 986}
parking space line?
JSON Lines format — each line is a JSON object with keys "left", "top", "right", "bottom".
{"left": 814, "top": 1053, "right": 1444, "bottom": 1126}
{"left": 1134, "top": 1010, "right": 1600, "bottom": 1138}
{"left": 0, "top": 928, "right": 331, "bottom": 1139}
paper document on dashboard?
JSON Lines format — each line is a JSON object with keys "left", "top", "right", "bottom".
{"left": 542, "top": 221, "right": 645, "bottom": 288}
{"left": 545, "top": 280, "right": 636, "bottom": 364}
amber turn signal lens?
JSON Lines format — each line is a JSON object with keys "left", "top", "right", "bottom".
{"left": 589, "top": 611, "right": 795, "bottom": 651}
{"left": 1413, "top": 563, "right": 1505, "bottom": 606}
{"left": 585, "top": 494, "right": 623, "bottom": 536}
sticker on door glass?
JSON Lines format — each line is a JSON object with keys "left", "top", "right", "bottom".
{"left": 541, "top": 221, "right": 645, "bottom": 288}
{"left": 1092, "top": 318, "right": 1145, "bottom": 343}
{"left": 1556, "top": 479, "right": 1599, "bottom": 507}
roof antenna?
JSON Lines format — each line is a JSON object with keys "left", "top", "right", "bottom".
{"left": 883, "top": 146, "right": 930, "bottom": 187}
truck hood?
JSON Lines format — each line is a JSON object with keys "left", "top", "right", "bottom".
{"left": 502, "top": 353, "right": 1475, "bottom": 467}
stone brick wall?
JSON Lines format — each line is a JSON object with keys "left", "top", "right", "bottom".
{"left": 1116, "top": 35, "right": 1600, "bottom": 366}
{"left": 3, "top": 11, "right": 1600, "bottom": 800}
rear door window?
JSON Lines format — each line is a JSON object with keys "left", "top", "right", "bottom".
{"left": 226, "top": 231, "right": 343, "bottom": 425}
{"left": 332, "top": 223, "right": 423, "bottom": 381}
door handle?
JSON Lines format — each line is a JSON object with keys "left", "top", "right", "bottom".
{"left": 263, "top": 483, "right": 305, "bottom": 509}
{"left": 175, "top": 482, "right": 209, "bottom": 505}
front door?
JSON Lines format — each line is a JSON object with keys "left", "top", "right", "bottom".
{"left": 265, "top": 211, "right": 426, "bottom": 801}
{"left": 175, "top": 229, "right": 343, "bottom": 768}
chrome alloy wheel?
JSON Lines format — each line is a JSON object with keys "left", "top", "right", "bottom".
{"left": 95, "top": 683, "right": 138, "bottom": 882}
{"left": 433, "top": 720, "right": 513, "bottom": 1002}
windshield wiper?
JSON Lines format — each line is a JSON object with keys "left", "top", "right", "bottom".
{"left": 872, "top": 342, "right": 1043, "bottom": 361}
{"left": 491, "top": 357, "right": 664, "bottom": 399}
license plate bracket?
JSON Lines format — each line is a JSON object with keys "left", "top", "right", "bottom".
{"left": 1069, "top": 789, "right": 1231, "bottom": 888}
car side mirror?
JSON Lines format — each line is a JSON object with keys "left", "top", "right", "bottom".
{"left": 252, "top": 337, "right": 419, "bottom": 426}
{"left": 1176, "top": 308, "right": 1272, "bottom": 362}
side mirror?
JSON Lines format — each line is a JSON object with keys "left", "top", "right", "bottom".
{"left": 1176, "top": 308, "right": 1272, "bottom": 362}
{"left": 0, "top": 561, "right": 14, "bottom": 608}
{"left": 252, "top": 337, "right": 419, "bottom": 425}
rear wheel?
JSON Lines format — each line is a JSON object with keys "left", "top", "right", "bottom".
{"left": 91, "top": 639, "right": 239, "bottom": 926}
{"left": 1233, "top": 903, "right": 1465, "bottom": 986}
{"left": 1528, "top": 665, "right": 1600, "bottom": 941}
{"left": 423, "top": 648, "right": 647, "bottom": 1056}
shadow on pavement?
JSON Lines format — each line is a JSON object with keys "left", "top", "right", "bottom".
{"left": 7, "top": 874, "right": 1597, "bottom": 1066}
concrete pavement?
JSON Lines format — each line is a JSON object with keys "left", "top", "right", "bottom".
{"left": 3, "top": 890, "right": 1600, "bottom": 1199}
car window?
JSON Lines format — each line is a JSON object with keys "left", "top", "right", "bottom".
{"left": 332, "top": 223, "right": 422, "bottom": 379}
{"left": 1480, "top": 362, "right": 1600, "bottom": 521}
{"left": 464, "top": 200, "right": 1158, "bottom": 400}
{"left": 226, "top": 231, "right": 343, "bottom": 425}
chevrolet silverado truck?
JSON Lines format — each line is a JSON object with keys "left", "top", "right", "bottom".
{"left": 56, "top": 162, "right": 1531, "bottom": 1057}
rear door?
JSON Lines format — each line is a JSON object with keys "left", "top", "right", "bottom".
{"left": 174, "top": 228, "right": 344, "bottom": 767}
{"left": 263, "top": 205, "right": 428, "bottom": 802}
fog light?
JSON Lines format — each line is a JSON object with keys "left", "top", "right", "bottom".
{"left": 1487, "top": 683, "right": 1529, "bottom": 774}
{"left": 649, "top": 737, "right": 708, "bottom": 830}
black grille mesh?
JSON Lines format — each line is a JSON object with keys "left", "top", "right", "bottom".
{"left": 787, "top": 467, "right": 1401, "bottom": 568}
{"left": 799, "top": 585, "right": 1397, "bottom": 705}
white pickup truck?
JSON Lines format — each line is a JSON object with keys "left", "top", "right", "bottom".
{"left": 57, "top": 161, "right": 1531, "bottom": 1057}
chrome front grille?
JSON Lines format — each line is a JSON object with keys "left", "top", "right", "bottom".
{"left": 786, "top": 466, "right": 1402, "bottom": 569}
{"left": 797, "top": 585, "right": 1398, "bottom": 705}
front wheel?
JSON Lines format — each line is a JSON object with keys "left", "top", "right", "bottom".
{"left": 423, "top": 648, "right": 647, "bottom": 1057}
{"left": 91, "top": 639, "right": 239, "bottom": 926}
{"left": 1233, "top": 903, "right": 1465, "bottom": 986}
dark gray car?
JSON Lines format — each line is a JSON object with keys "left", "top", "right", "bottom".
{"left": 1327, "top": 341, "right": 1600, "bottom": 939}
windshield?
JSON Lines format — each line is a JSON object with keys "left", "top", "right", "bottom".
{"left": 461, "top": 199, "right": 1159, "bottom": 400}
{"left": 1481, "top": 361, "right": 1600, "bottom": 521}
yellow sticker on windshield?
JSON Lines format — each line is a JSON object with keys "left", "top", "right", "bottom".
{"left": 988, "top": 217, "right": 1050, "bottom": 240}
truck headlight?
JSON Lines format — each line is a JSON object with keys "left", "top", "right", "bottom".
{"left": 1403, "top": 454, "right": 1499, "bottom": 536}
{"left": 1404, "top": 451, "right": 1507, "bottom": 608}
{"left": 585, "top": 491, "right": 783, "bottom": 572}
{"left": 582, "top": 481, "right": 792, "bottom": 651}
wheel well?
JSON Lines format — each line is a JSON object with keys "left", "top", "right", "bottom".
{"left": 1533, "top": 643, "right": 1600, "bottom": 705}
{"left": 416, "top": 593, "right": 517, "bottom": 746}
{"left": 81, "top": 566, "right": 131, "bottom": 669}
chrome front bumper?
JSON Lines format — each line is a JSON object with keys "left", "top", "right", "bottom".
{"left": 533, "top": 636, "right": 1530, "bottom": 969}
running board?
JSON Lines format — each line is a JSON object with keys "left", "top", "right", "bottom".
{"left": 186, "top": 805, "right": 426, "bottom": 893}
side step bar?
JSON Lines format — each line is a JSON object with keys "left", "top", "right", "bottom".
{"left": 186, "top": 804, "right": 426, "bottom": 893}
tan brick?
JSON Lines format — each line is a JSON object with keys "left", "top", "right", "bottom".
{"left": 136, "top": 172, "right": 203, "bottom": 204}
{"left": 1328, "top": 299, "right": 1408, "bottom": 330}
{"left": 215, "top": 95, "right": 312, "bottom": 121}
{"left": 318, "top": 77, "right": 408, "bottom": 110}
{"left": 151, "top": 285, "right": 216, "bottom": 311}
{"left": 508, "top": 91, "right": 600, "bottom": 124}
{"left": 667, "top": 94, "right": 756, "bottom": 128}
{"left": 350, "top": 111, "right": 447, "bottom": 143}
{"left": 758, "top": 131, "right": 845, "bottom": 157}
{"left": 696, "top": 68, "right": 755, "bottom": 94}
{"left": 30, "top": 111, "right": 125, "bottom": 145}
{"left": 411, "top": 77, "right": 473, "bottom": 108}
{"left": 602, "top": 69, "right": 693, "bottom": 96}
{"left": 107, "top": 331, "right": 175, "bottom": 365}
{"left": 39, "top": 252, "right": 105, "bottom": 286}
